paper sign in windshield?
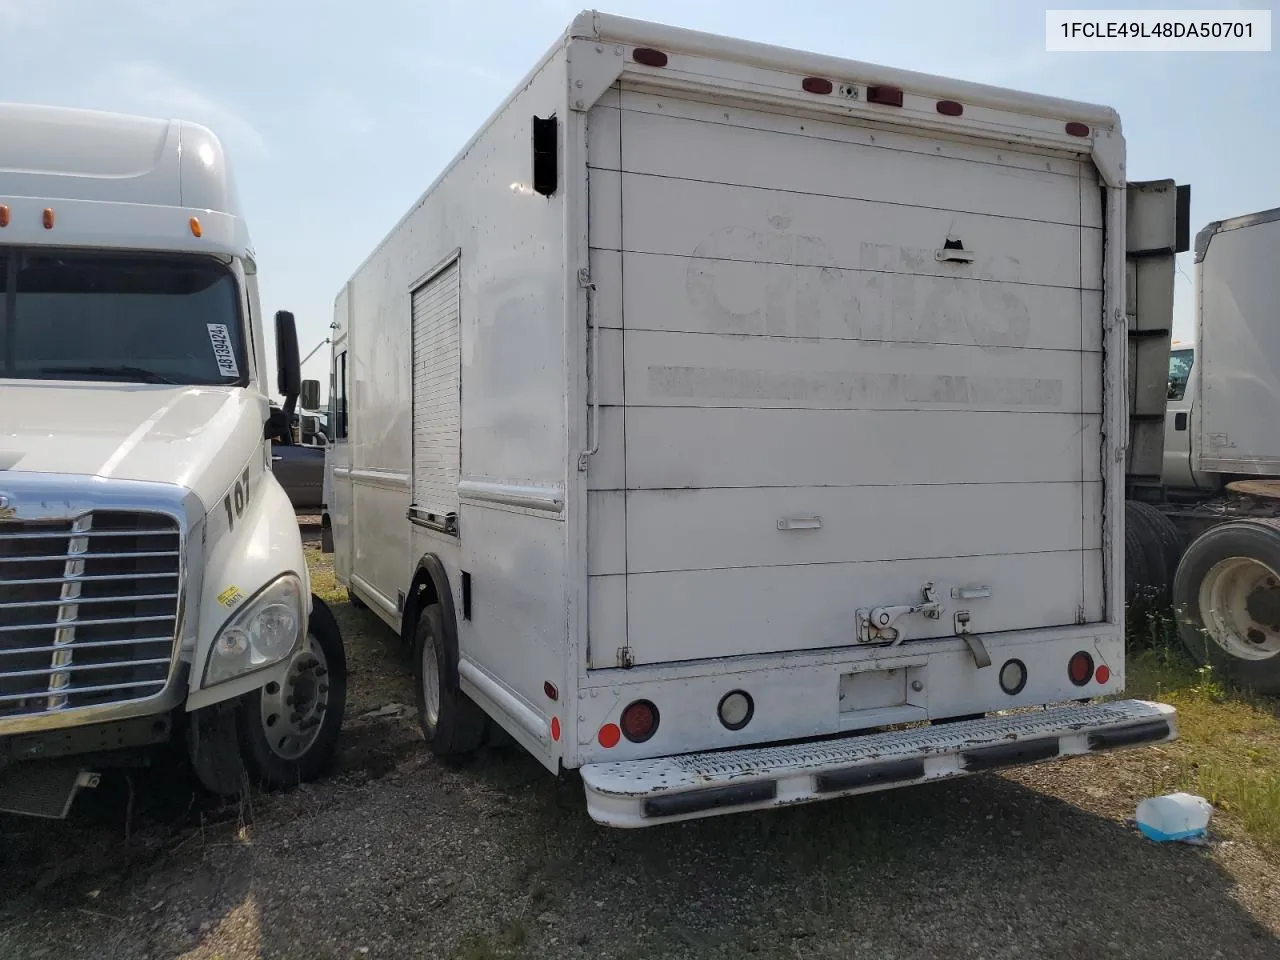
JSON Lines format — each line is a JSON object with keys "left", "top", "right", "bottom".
{"left": 207, "top": 323, "right": 240, "bottom": 377}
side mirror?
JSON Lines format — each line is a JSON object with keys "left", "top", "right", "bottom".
{"left": 275, "top": 311, "right": 302, "bottom": 405}
{"left": 265, "top": 406, "right": 291, "bottom": 443}
{"left": 300, "top": 378, "right": 321, "bottom": 411}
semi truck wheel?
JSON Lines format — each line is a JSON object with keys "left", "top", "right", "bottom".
{"left": 243, "top": 595, "right": 348, "bottom": 787}
{"left": 1172, "top": 520, "right": 1280, "bottom": 696}
{"left": 1125, "top": 501, "right": 1165, "bottom": 610}
{"left": 1125, "top": 500, "right": 1187, "bottom": 612}
{"left": 413, "top": 602, "right": 487, "bottom": 761}
{"left": 188, "top": 595, "right": 348, "bottom": 796}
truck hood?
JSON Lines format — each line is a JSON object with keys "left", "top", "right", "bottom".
{"left": 0, "top": 381, "right": 268, "bottom": 511}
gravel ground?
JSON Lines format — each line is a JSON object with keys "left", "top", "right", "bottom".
{"left": 2, "top": 544, "right": 1279, "bottom": 960}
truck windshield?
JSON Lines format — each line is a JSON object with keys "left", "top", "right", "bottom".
{"left": 0, "top": 248, "right": 248, "bottom": 386}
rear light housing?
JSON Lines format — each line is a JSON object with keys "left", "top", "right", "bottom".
{"left": 718, "top": 690, "right": 754, "bottom": 730}
{"left": 867, "top": 84, "right": 904, "bottom": 107}
{"left": 632, "top": 47, "right": 668, "bottom": 68}
{"left": 998, "top": 658, "right": 1027, "bottom": 696}
{"left": 620, "top": 699, "right": 659, "bottom": 743}
{"left": 1068, "top": 651, "right": 1095, "bottom": 687}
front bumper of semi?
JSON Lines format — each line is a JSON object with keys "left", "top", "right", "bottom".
{"left": 580, "top": 698, "right": 1176, "bottom": 828}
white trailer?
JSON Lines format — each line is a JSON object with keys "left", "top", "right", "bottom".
{"left": 1129, "top": 207, "right": 1280, "bottom": 695}
{"left": 0, "top": 103, "right": 347, "bottom": 818}
{"left": 325, "top": 10, "right": 1179, "bottom": 827}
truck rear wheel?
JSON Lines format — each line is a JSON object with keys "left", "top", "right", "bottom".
{"left": 413, "top": 603, "right": 487, "bottom": 761}
{"left": 1172, "top": 520, "right": 1280, "bottom": 695}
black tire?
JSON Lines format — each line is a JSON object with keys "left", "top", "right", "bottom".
{"left": 1128, "top": 500, "right": 1187, "bottom": 606}
{"left": 187, "top": 595, "right": 348, "bottom": 796}
{"left": 1172, "top": 520, "right": 1280, "bottom": 696}
{"left": 413, "top": 603, "right": 487, "bottom": 761}
{"left": 240, "top": 595, "right": 348, "bottom": 788}
{"left": 1124, "top": 501, "right": 1164, "bottom": 611}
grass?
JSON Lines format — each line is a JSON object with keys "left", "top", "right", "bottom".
{"left": 1123, "top": 620, "right": 1280, "bottom": 850}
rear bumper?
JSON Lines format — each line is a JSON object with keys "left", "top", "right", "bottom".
{"left": 580, "top": 698, "right": 1176, "bottom": 828}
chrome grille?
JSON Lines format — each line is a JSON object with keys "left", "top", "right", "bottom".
{"left": 0, "top": 511, "right": 181, "bottom": 718}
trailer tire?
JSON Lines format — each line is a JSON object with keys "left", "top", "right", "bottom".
{"left": 1172, "top": 520, "right": 1280, "bottom": 696}
{"left": 1126, "top": 500, "right": 1187, "bottom": 610}
{"left": 414, "top": 603, "right": 487, "bottom": 761}
{"left": 1124, "top": 501, "right": 1164, "bottom": 610}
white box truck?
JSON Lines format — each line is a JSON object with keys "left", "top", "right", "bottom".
{"left": 0, "top": 103, "right": 347, "bottom": 818}
{"left": 324, "top": 11, "right": 1180, "bottom": 827}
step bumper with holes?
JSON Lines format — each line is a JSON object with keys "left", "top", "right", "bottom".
{"left": 579, "top": 699, "right": 1176, "bottom": 828}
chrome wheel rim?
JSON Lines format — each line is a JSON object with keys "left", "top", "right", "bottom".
{"left": 1199, "top": 556, "right": 1280, "bottom": 661}
{"left": 259, "top": 634, "right": 331, "bottom": 759}
{"left": 422, "top": 627, "right": 441, "bottom": 729}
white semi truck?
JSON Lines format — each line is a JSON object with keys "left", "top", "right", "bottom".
{"left": 0, "top": 103, "right": 347, "bottom": 818}
{"left": 1125, "top": 207, "right": 1280, "bottom": 695}
{"left": 323, "top": 10, "right": 1183, "bottom": 827}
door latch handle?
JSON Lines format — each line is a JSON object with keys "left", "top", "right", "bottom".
{"left": 777, "top": 516, "right": 822, "bottom": 531}
{"left": 856, "top": 583, "right": 943, "bottom": 646}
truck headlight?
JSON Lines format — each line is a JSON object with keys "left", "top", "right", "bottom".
{"left": 204, "top": 574, "right": 305, "bottom": 686}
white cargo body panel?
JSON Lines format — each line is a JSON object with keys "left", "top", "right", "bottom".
{"left": 328, "top": 10, "right": 1175, "bottom": 827}
{"left": 585, "top": 88, "right": 1106, "bottom": 668}
{"left": 1192, "top": 208, "right": 1280, "bottom": 476}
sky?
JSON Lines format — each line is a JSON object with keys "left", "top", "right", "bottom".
{"left": 1, "top": 0, "right": 1275, "bottom": 398}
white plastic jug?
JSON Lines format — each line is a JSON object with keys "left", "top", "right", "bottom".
{"left": 1135, "top": 792, "right": 1213, "bottom": 842}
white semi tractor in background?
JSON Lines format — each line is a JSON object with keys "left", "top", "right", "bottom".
{"left": 323, "top": 11, "right": 1186, "bottom": 828}
{"left": 1124, "top": 206, "right": 1280, "bottom": 695}
{"left": 0, "top": 103, "right": 347, "bottom": 818}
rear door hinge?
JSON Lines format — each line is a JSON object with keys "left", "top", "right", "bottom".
{"left": 616, "top": 646, "right": 634, "bottom": 669}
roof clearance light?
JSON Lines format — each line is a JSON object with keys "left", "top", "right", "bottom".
{"left": 867, "top": 85, "right": 904, "bottom": 107}
{"left": 936, "top": 100, "right": 964, "bottom": 117}
{"left": 189, "top": 217, "right": 203, "bottom": 238}
{"left": 0, "top": 204, "right": 8, "bottom": 227}
{"left": 42, "top": 208, "right": 55, "bottom": 229}
{"left": 632, "top": 47, "right": 668, "bottom": 68}
{"left": 802, "top": 77, "right": 833, "bottom": 95}
{"left": 1065, "top": 121, "right": 1090, "bottom": 138}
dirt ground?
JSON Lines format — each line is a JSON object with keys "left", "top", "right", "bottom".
{"left": 2, "top": 538, "right": 1279, "bottom": 960}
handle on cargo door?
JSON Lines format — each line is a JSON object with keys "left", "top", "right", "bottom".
{"left": 935, "top": 248, "right": 976, "bottom": 263}
{"left": 778, "top": 516, "right": 823, "bottom": 530}
{"left": 577, "top": 268, "right": 599, "bottom": 472}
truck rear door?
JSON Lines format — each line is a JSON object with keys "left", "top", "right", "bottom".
{"left": 585, "top": 85, "right": 1106, "bottom": 669}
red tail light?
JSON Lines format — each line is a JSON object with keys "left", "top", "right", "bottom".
{"left": 867, "top": 85, "right": 904, "bottom": 107}
{"left": 1068, "top": 651, "right": 1095, "bottom": 687}
{"left": 620, "top": 699, "right": 659, "bottom": 743}
{"left": 632, "top": 47, "right": 668, "bottom": 68}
